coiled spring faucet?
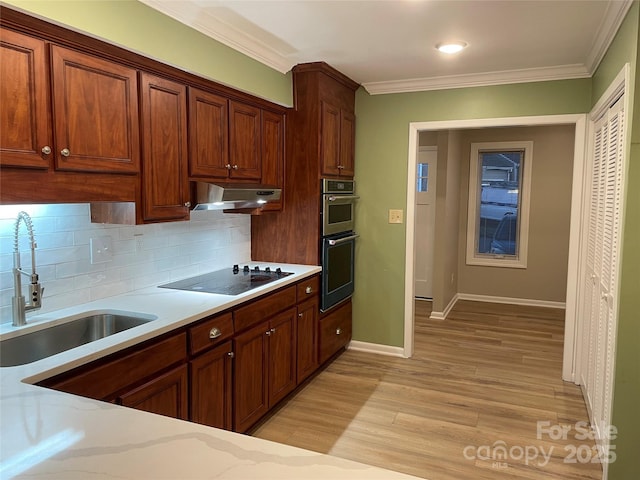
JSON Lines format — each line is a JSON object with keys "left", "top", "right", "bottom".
{"left": 12, "top": 211, "right": 43, "bottom": 327}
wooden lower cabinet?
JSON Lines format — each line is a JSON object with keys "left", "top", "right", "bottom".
{"left": 190, "top": 341, "right": 233, "bottom": 430}
{"left": 296, "top": 297, "right": 319, "bottom": 383}
{"left": 118, "top": 364, "right": 188, "bottom": 420}
{"left": 319, "top": 299, "right": 352, "bottom": 364}
{"left": 233, "top": 307, "right": 297, "bottom": 432}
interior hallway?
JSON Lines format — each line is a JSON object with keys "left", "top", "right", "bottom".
{"left": 253, "top": 300, "right": 601, "bottom": 480}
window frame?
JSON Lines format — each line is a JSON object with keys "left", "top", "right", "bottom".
{"left": 465, "top": 140, "right": 533, "bottom": 269}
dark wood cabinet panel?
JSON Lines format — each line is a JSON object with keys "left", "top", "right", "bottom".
{"left": 0, "top": 28, "right": 51, "bottom": 169}
{"left": 319, "top": 299, "right": 352, "bottom": 364}
{"left": 229, "top": 101, "right": 261, "bottom": 180}
{"left": 140, "top": 72, "right": 189, "bottom": 222}
{"left": 233, "top": 321, "right": 269, "bottom": 433}
{"left": 40, "top": 333, "right": 187, "bottom": 401}
{"left": 119, "top": 364, "right": 188, "bottom": 420}
{"left": 188, "top": 312, "right": 234, "bottom": 356}
{"left": 296, "top": 297, "right": 318, "bottom": 383}
{"left": 259, "top": 110, "right": 285, "bottom": 212}
{"left": 233, "top": 286, "right": 296, "bottom": 333}
{"left": 50, "top": 45, "right": 140, "bottom": 174}
{"left": 320, "top": 101, "right": 341, "bottom": 177}
{"left": 190, "top": 341, "right": 233, "bottom": 430}
{"left": 268, "top": 307, "right": 297, "bottom": 405}
{"left": 339, "top": 110, "right": 356, "bottom": 177}
{"left": 188, "top": 87, "right": 229, "bottom": 179}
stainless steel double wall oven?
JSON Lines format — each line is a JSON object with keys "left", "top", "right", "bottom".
{"left": 321, "top": 179, "right": 358, "bottom": 311}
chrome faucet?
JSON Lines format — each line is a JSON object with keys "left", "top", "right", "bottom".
{"left": 12, "top": 211, "right": 43, "bottom": 327}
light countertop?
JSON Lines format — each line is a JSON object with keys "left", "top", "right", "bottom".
{"left": 0, "top": 263, "right": 420, "bottom": 479}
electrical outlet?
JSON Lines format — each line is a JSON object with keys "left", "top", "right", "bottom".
{"left": 388, "top": 209, "right": 404, "bottom": 224}
{"left": 90, "top": 236, "right": 113, "bottom": 264}
{"left": 134, "top": 234, "right": 144, "bottom": 253}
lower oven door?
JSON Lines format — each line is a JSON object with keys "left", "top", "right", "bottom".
{"left": 321, "top": 232, "right": 358, "bottom": 312}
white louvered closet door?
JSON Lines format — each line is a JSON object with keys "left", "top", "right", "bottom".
{"left": 580, "top": 93, "right": 625, "bottom": 468}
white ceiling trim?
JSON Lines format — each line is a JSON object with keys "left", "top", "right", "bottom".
{"left": 362, "top": 64, "right": 591, "bottom": 95}
{"left": 140, "top": 0, "right": 294, "bottom": 74}
{"left": 585, "top": 0, "right": 634, "bottom": 73}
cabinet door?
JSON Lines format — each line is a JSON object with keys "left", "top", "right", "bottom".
{"left": 188, "top": 87, "right": 229, "bottom": 179}
{"left": 268, "top": 307, "right": 297, "bottom": 405}
{"left": 339, "top": 110, "right": 355, "bottom": 177}
{"left": 296, "top": 297, "right": 319, "bottom": 384}
{"left": 118, "top": 364, "right": 189, "bottom": 420}
{"left": 319, "top": 299, "right": 352, "bottom": 364}
{"left": 50, "top": 45, "right": 140, "bottom": 173}
{"left": 320, "top": 101, "right": 341, "bottom": 177}
{"left": 233, "top": 320, "right": 269, "bottom": 432}
{"left": 259, "top": 110, "right": 284, "bottom": 212}
{"left": 140, "top": 72, "right": 189, "bottom": 221}
{"left": 229, "top": 101, "right": 261, "bottom": 180}
{"left": 190, "top": 341, "right": 233, "bottom": 430}
{"left": 0, "top": 28, "right": 52, "bottom": 169}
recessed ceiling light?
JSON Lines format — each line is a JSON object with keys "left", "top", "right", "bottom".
{"left": 436, "top": 42, "right": 468, "bottom": 54}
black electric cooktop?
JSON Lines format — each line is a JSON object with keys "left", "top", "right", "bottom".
{"left": 158, "top": 265, "right": 293, "bottom": 296}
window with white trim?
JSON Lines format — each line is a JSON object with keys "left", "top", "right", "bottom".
{"left": 466, "top": 141, "right": 533, "bottom": 268}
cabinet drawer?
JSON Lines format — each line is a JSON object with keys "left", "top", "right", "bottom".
{"left": 319, "top": 300, "right": 352, "bottom": 364}
{"left": 44, "top": 332, "right": 187, "bottom": 400}
{"left": 296, "top": 275, "right": 320, "bottom": 301}
{"left": 189, "top": 312, "right": 233, "bottom": 355}
{"left": 234, "top": 286, "right": 296, "bottom": 332}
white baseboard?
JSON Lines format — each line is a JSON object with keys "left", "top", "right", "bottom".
{"left": 429, "top": 293, "right": 460, "bottom": 320}
{"left": 348, "top": 341, "right": 405, "bottom": 358}
{"left": 457, "top": 293, "right": 566, "bottom": 309}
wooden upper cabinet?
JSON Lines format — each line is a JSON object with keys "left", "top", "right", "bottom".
{"left": 140, "top": 72, "right": 190, "bottom": 222}
{"left": 50, "top": 45, "right": 140, "bottom": 173}
{"left": 339, "top": 110, "right": 356, "bottom": 177}
{"left": 0, "top": 28, "right": 52, "bottom": 169}
{"left": 188, "top": 87, "right": 229, "bottom": 179}
{"left": 229, "top": 101, "right": 261, "bottom": 180}
{"left": 320, "top": 101, "right": 355, "bottom": 178}
{"left": 259, "top": 110, "right": 285, "bottom": 212}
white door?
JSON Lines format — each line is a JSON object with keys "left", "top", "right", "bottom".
{"left": 414, "top": 147, "right": 437, "bottom": 298}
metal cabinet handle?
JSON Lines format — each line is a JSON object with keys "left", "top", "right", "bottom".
{"left": 336, "top": 328, "right": 342, "bottom": 335}
{"left": 305, "top": 286, "right": 312, "bottom": 294}
{"left": 184, "top": 201, "right": 191, "bottom": 208}
{"left": 270, "top": 327, "right": 276, "bottom": 333}
{"left": 337, "top": 165, "right": 344, "bottom": 169}
{"left": 232, "top": 164, "right": 239, "bottom": 170}
{"left": 298, "top": 313, "right": 304, "bottom": 318}
{"left": 227, "top": 351, "right": 235, "bottom": 358}
{"left": 226, "top": 164, "right": 232, "bottom": 170}
{"left": 265, "top": 330, "right": 271, "bottom": 336}
{"left": 209, "top": 327, "right": 222, "bottom": 339}
{"left": 61, "top": 148, "right": 70, "bottom": 157}
{"left": 41, "top": 146, "right": 52, "bottom": 155}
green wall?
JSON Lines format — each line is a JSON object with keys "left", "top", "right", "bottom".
{"left": 3, "top": 0, "right": 292, "bottom": 106}
{"left": 352, "top": 80, "right": 591, "bottom": 346}
{"left": 592, "top": 3, "right": 640, "bottom": 480}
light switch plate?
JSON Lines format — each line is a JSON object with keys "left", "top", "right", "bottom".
{"left": 90, "top": 236, "right": 113, "bottom": 264}
{"left": 389, "top": 209, "right": 404, "bottom": 224}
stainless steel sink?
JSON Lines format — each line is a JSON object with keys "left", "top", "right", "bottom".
{"left": 0, "top": 311, "right": 157, "bottom": 367}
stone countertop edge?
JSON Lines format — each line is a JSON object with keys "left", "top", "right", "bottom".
{"left": 0, "top": 262, "right": 421, "bottom": 480}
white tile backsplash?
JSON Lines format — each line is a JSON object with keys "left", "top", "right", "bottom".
{"left": 0, "top": 204, "right": 251, "bottom": 324}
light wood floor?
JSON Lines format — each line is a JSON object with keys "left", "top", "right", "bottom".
{"left": 253, "top": 300, "right": 602, "bottom": 480}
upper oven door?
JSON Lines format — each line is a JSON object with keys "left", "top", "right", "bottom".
{"left": 322, "top": 193, "right": 358, "bottom": 236}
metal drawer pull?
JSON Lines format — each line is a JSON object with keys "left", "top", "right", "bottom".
{"left": 305, "top": 286, "right": 312, "bottom": 294}
{"left": 328, "top": 234, "right": 359, "bottom": 246}
{"left": 209, "top": 327, "right": 222, "bottom": 339}
{"left": 61, "top": 148, "right": 70, "bottom": 157}
{"left": 41, "top": 146, "right": 51, "bottom": 155}
{"left": 336, "top": 328, "right": 342, "bottom": 335}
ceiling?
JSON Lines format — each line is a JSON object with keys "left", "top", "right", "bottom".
{"left": 140, "top": 0, "right": 633, "bottom": 94}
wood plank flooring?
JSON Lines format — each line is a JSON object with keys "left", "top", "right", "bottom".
{"left": 252, "top": 300, "right": 602, "bottom": 480}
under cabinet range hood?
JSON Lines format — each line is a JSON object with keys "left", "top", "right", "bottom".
{"left": 193, "top": 182, "right": 281, "bottom": 211}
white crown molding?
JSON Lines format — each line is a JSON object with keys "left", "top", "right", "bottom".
{"left": 362, "top": 64, "right": 591, "bottom": 95}
{"left": 585, "top": 0, "right": 634, "bottom": 73}
{"left": 140, "top": 0, "right": 293, "bottom": 74}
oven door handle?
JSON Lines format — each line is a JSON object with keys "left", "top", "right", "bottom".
{"left": 327, "top": 195, "right": 360, "bottom": 202}
{"left": 328, "top": 234, "right": 359, "bottom": 246}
